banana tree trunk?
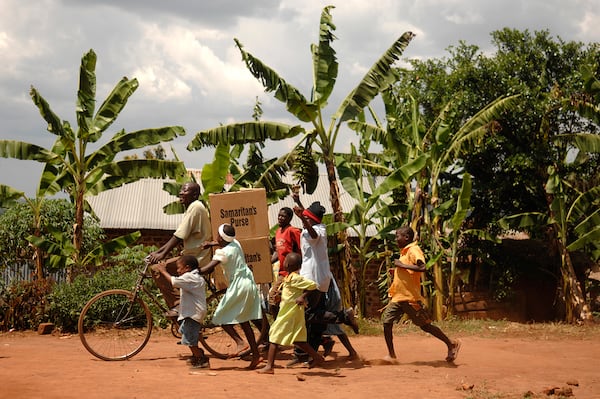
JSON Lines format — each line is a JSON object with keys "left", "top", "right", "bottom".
{"left": 430, "top": 186, "right": 445, "bottom": 321}
{"left": 559, "top": 243, "right": 589, "bottom": 323}
{"left": 324, "top": 155, "right": 356, "bottom": 309}
{"left": 447, "top": 234, "right": 459, "bottom": 315}
{"left": 70, "top": 184, "right": 85, "bottom": 283}
{"left": 546, "top": 188, "right": 590, "bottom": 323}
{"left": 34, "top": 242, "right": 45, "bottom": 280}
{"left": 33, "top": 212, "right": 45, "bottom": 280}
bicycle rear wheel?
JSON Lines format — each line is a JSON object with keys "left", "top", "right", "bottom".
{"left": 78, "top": 289, "right": 153, "bottom": 361}
{"left": 198, "top": 291, "right": 268, "bottom": 359}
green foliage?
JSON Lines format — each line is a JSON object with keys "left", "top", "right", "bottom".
{"left": 0, "top": 49, "right": 186, "bottom": 276}
{"left": 395, "top": 29, "right": 600, "bottom": 230}
{"left": 192, "top": 7, "right": 417, "bottom": 310}
{"left": 48, "top": 264, "right": 138, "bottom": 332}
{"left": 0, "top": 279, "right": 55, "bottom": 331}
{"left": 0, "top": 199, "right": 104, "bottom": 271}
{"left": 48, "top": 244, "right": 156, "bottom": 333}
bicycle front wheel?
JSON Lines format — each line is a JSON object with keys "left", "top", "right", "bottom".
{"left": 78, "top": 289, "right": 153, "bottom": 361}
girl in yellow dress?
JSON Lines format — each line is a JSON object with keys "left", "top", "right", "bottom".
{"left": 257, "top": 252, "right": 324, "bottom": 374}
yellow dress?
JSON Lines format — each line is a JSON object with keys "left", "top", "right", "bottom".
{"left": 268, "top": 272, "right": 317, "bottom": 346}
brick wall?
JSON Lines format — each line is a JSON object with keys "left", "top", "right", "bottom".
{"left": 104, "top": 229, "right": 174, "bottom": 249}
{"left": 346, "top": 237, "right": 387, "bottom": 318}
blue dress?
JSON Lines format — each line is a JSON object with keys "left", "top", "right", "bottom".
{"left": 211, "top": 240, "right": 262, "bottom": 325}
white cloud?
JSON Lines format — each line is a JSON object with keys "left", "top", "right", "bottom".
{"left": 126, "top": 23, "right": 264, "bottom": 106}
{"left": 1, "top": 0, "right": 599, "bottom": 197}
{"left": 133, "top": 66, "right": 192, "bottom": 101}
{"left": 578, "top": 9, "right": 600, "bottom": 42}
{"left": 445, "top": 10, "right": 484, "bottom": 25}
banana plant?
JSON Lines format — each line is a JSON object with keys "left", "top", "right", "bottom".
{"left": 27, "top": 225, "right": 141, "bottom": 272}
{"left": 441, "top": 173, "right": 502, "bottom": 313}
{"left": 333, "top": 151, "right": 428, "bottom": 314}
{"left": 0, "top": 49, "right": 186, "bottom": 280}
{"left": 499, "top": 139, "right": 599, "bottom": 323}
{"left": 349, "top": 89, "right": 519, "bottom": 318}
{"left": 187, "top": 5, "right": 416, "bottom": 305}
{"left": 193, "top": 98, "right": 301, "bottom": 204}
{"left": 498, "top": 64, "right": 600, "bottom": 322}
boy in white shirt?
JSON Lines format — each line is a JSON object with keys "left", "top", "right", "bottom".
{"left": 156, "top": 254, "right": 209, "bottom": 368}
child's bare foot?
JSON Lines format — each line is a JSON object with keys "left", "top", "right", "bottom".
{"left": 247, "top": 355, "right": 261, "bottom": 370}
{"left": 256, "top": 366, "right": 274, "bottom": 374}
{"left": 446, "top": 340, "right": 461, "bottom": 362}
{"left": 308, "top": 355, "right": 324, "bottom": 369}
{"left": 347, "top": 351, "right": 358, "bottom": 360}
{"left": 382, "top": 355, "right": 398, "bottom": 364}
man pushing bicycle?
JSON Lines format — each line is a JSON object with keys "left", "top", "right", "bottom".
{"left": 146, "top": 181, "right": 212, "bottom": 317}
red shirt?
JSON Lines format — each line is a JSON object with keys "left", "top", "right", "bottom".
{"left": 274, "top": 226, "right": 301, "bottom": 275}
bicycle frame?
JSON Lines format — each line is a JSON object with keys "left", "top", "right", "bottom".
{"left": 132, "top": 260, "right": 171, "bottom": 316}
{"left": 78, "top": 258, "right": 267, "bottom": 361}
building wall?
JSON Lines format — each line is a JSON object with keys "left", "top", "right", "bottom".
{"left": 105, "top": 229, "right": 174, "bottom": 250}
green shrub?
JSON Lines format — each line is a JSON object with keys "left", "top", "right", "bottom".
{"left": 49, "top": 264, "right": 139, "bottom": 332}
{"left": 0, "top": 244, "right": 166, "bottom": 333}
{"left": 0, "top": 199, "right": 105, "bottom": 273}
{"left": 48, "top": 244, "right": 164, "bottom": 333}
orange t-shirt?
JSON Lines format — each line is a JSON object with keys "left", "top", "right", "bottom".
{"left": 388, "top": 241, "right": 425, "bottom": 303}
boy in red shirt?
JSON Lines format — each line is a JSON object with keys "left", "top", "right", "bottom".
{"left": 269, "top": 207, "right": 301, "bottom": 317}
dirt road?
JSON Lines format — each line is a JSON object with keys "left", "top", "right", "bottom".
{"left": 1, "top": 328, "right": 599, "bottom": 399}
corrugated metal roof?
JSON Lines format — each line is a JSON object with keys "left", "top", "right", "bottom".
{"left": 88, "top": 171, "right": 382, "bottom": 236}
{"left": 87, "top": 178, "right": 183, "bottom": 230}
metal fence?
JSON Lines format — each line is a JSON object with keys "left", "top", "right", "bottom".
{"left": 0, "top": 262, "right": 67, "bottom": 287}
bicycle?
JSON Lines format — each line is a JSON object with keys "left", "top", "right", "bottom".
{"left": 78, "top": 257, "right": 268, "bottom": 361}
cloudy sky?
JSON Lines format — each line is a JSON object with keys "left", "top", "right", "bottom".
{"left": 1, "top": 0, "right": 598, "bottom": 197}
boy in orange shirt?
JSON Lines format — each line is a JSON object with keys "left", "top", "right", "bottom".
{"left": 382, "top": 226, "right": 461, "bottom": 363}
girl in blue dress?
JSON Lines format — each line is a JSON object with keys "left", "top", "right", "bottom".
{"left": 200, "top": 223, "right": 262, "bottom": 369}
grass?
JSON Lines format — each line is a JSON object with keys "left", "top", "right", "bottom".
{"left": 351, "top": 316, "right": 600, "bottom": 339}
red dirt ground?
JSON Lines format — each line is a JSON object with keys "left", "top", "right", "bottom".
{"left": 1, "top": 327, "right": 599, "bottom": 399}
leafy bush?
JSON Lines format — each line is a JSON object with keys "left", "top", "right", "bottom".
{"left": 0, "top": 199, "right": 105, "bottom": 272}
{"left": 48, "top": 244, "right": 162, "bottom": 333}
{"left": 49, "top": 264, "right": 139, "bottom": 332}
{"left": 2, "top": 243, "right": 171, "bottom": 333}
{"left": 0, "top": 279, "right": 55, "bottom": 331}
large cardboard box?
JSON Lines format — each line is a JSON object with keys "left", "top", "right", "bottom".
{"left": 238, "top": 236, "right": 272, "bottom": 284}
{"left": 209, "top": 188, "right": 269, "bottom": 240}
{"left": 209, "top": 189, "right": 272, "bottom": 284}
{"left": 208, "top": 237, "right": 273, "bottom": 286}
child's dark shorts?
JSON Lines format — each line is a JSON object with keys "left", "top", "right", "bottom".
{"left": 179, "top": 317, "right": 201, "bottom": 347}
{"left": 381, "top": 301, "right": 432, "bottom": 327}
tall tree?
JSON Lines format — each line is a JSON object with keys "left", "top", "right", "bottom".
{"left": 350, "top": 90, "right": 518, "bottom": 318}
{"left": 0, "top": 49, "right": 187, "bottom": 280}
{"left": 500, "top": 67, "right": 600, "bottom": 322}
{"left": 188, "top": 6, "right": 415, "bottom": 306}
{"left": 393, "top": 29, "right": 600, "bottom": 321}
{"left": 395, "top": 29, "right": 599, "bottom": 231}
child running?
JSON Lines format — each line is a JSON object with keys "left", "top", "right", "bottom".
{"left": 200, "top": 223, "right": 263, "bottom": 369}
{"left": 383, "top": 226, "right": 461, "bottom": 363}
{"left": 257, "top": 252, "right": 325, "bottom": 374}
{"left": 155, "top": 255, "right": 209, "bottom": 369}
